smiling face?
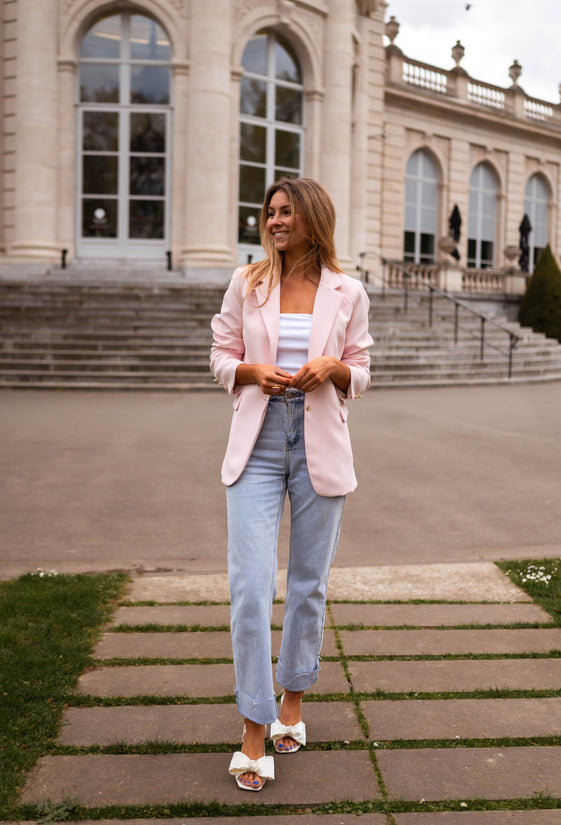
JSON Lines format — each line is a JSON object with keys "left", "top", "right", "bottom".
{"left": 266, "top": 189, "right": 311, "bottom": 258}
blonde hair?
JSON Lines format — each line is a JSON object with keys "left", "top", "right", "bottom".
{"left": 244, "top": 177, "right": 343, "bottom": 301}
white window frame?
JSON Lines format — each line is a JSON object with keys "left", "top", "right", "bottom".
{"left": 403, "top": 149, "right": 439, "bottom": 264}
{"left": 238, "top": 31, "right": 305, "bottom": 265}
{"left": 524, "top": 174, "right": 549, "bottom": 272}
{"left": 467, "top": 163, "right": 498, "bottom": 269}
{"left": 76, "top": 12, "right": 172, "bottom": 260}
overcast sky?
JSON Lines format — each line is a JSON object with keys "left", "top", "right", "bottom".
{"left": 384, "top": 0, "right": 560, "bottom": 104}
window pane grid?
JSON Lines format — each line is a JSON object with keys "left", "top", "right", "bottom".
{"left": 403, "top": 149, "right": 438, "bottom": 264}
{"left": 467, "top": 163, "right": 498, "bottom": 269}
{"left": 78, "top": 12, "right": 171, "bottom": 253}
{"left": 239, "top": 31, "right": 304, "bottom": 247}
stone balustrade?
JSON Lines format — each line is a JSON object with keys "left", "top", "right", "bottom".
{"left": 380, "top": 260, "right": 529, "bottom": 298}
{"left": 386, "top": 48, "right": 561, "bottom": 128}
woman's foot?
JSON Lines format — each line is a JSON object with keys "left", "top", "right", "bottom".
{"left": 271, "top": 690, "right": 306, "bottom": 753}
{"left": 230, "top": 720, "right": 270, "bottom": 790}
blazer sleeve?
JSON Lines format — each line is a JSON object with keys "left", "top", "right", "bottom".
{"left": 338, "top": 282, "right": 373, "bottom": 400}
{"left": 210, "top": 267, "right": 247, "bottom": 395}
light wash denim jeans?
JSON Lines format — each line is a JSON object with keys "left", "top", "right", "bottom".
{"left": 226, "top": 389, "right": 345, "bottom": 724}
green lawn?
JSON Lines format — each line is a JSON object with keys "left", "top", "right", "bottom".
{"left": 0, "top": 570, "right": 127, "bottom": 817}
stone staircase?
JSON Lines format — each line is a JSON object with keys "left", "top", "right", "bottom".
{"left": 1, "top": 278, "right": 561, "bottom": 389}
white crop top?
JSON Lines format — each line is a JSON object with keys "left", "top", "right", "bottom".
{"left": 276, "top": 313, "right": 312, "bottom": 375}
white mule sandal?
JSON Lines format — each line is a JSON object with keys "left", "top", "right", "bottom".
{"left": 228, "top": 725, "right": 275, "bottom": 791}
{"left": 270, "top": 694, "right": 307, "bottom": 754}
{"left": 228, "top": 751, "right": 275, "bottom": 791}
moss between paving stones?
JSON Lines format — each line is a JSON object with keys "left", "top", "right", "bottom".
{"left": 6, "top": 560, "right": 561, "bottom": 820}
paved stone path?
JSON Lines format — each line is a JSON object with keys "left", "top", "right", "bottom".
{"left": 19, "top": 563, "right": 561, "bottom": 824}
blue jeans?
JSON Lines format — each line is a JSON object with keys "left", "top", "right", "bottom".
{"left": 226, "top": 389, "right": 345, "bottom": 724}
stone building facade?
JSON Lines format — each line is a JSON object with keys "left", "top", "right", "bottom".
{"left": 1, "top": 0, "right": 560, "bottom": 290}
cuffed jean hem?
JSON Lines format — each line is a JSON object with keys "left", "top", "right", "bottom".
{"left": 234, "top": 685, "right": 278, "bottom": 725}
{"left": 276, "top": 658, "right": 320, "bottom": 692}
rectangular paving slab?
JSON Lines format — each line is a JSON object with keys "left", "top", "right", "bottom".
{"left": 377, "top": 745, "right": 561, "bottom": 800}
{"left": 19, "top": 751, "right": 381, "bottom": 806}
{"left": 77, "top": 661, "right": 349, "bottom": 698}
{"left": 330, "top": 603, "right": 551, "bottom": 627}
{"left": 339, "top": 628, "right": 561, "bottom": 656}
{"left": 349, "top": 658, "right": 561, "bottom": 694}
{"left": 111, "top": 604, "right": 288, "bottom": 628}
{"left": 58, "top": 701, "right": 363, "bottom": 746}
{"left": 94, "top": 629, "right": 339, "bottom": 659}
{"left": 395, "top": 813, "right": 561, "bottom": 824}
{"left": 362, "top": 697, "right": 561, "bottom": 740}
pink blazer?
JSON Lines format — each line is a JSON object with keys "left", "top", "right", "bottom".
{"left": 210, "top": 265, "right": 373, "bottom": 496}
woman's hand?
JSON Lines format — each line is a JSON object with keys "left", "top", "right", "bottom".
{"left": 289, "top": 357, "right": 351, "bottom": 394}
{"left": 235, "top": 363, "right": 293, "bottom": 395}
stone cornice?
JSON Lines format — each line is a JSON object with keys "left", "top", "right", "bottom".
{"left": 385, "top": 83, "right": 561, "bottom": 145}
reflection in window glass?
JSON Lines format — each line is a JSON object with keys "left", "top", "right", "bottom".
{"left": 131, "top": 65, "right": 170, "bottom": 104}
{"left": 130, "top": 157, "right": 165, "bottom": 196}
{"left": 238, "top": 31, "right": 304, "bottom": 246}
{"left": 240, "top": 77, "right": 267, "bottom": 118}
{"left": 83, "top": 112, "right": 119, "bottom": 152}
{"left": 275, "top": 87, "right": 302, "bottom": 124}
{"left": 130, "top": 113, "right": 166, "bottom": 153}
{"left": 80, "top": 64, "right": 119, "bottom": 103}
{"left": 275, "top": 38, "right": 302, "bottom": 83}
{"left": 129, "top": 200, "right": 164, "bottom": 238}
{"left": 275, "top": 130, "right": 300, "bottom": 169}
{"left": 238, "top": 205, "right": 261, "bottom": 245}
{"left": 240, "top": 123, "right": 267, "bottom": 164}
{"left": 83, "top": 156, "right": 118, "bottom": 195}
{"left": 80, "top": 15, "right": 122, "bottom": 59}
{"left": 130, "top": 15, "right": 171, "bottom": 61}
{"left": 239, "top": 165, "right": 266, "bottom": 204}
{"left": 242, "top": 33, "right": 268, "bottom": 75}
{"left": 82, "top": 199, "right": 118, "bottom": 237}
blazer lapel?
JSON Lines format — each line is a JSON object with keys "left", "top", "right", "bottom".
{"left": 308, "top": 268, "right": 343, "bottom": 359}
{"left": 255, "top": 278, "right": 280, "bottom": 363}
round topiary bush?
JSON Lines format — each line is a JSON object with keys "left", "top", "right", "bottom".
{"left": 518, "top": 244, "right": 561, "bottom": 342}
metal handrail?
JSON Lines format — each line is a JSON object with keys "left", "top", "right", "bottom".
{"left": 379, "top": 258, "right": 521, "bottom": 379}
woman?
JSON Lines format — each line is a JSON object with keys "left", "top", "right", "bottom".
{"left": 210, "top": 177, "right": 372, "bottom": 791}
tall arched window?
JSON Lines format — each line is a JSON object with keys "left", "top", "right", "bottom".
{"left": 403, "top": 149, "right": 439, "bottom": 264}
{"left": 238, "top": 31, "right": 304, "bottom": 256}
{"left": 524, "top": 174, "right": 549, "bottom": 271}
{"left": 467, "top": 163, "right": 498, "bottom": 269}
{"left": 78, "top": 12, "right": 172, "bottom": 259}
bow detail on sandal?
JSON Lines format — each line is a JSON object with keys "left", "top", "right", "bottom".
{"left": 270, "top": 718, "right": 307, "bottom": 752}
{"left": 228, "top": 751, "right": 275, "bottom": 791}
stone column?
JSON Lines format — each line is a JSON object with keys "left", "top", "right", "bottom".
{"left": 11, "top": 0, "right": 59, "bottom": 261}
{"left": 56, "top": 58, "right": 77, "bottom": 262}
{"left": 321, "top": 0, "right": 355, "bottom": 269}
{"left": 350, "top": 13, "right": 369, "bottom": 268}
{"left": 170, "top": 59, "right": 190, "bottom": 268}
{"left": 181, "top": 0, "right": 235, "bottom": 274}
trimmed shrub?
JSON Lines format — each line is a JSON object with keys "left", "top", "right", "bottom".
{"left": 518, "top": 244, "right": 561, "bottom": 342}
